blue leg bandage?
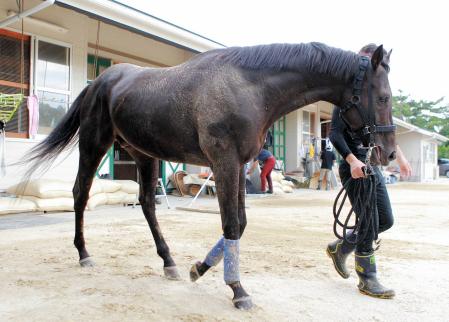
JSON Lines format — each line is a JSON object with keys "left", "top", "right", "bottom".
{"left": 204, "top": 236, "right": 224, "bottom": 267}
{"left": 224, "top": 238, "right": 240, "bottom": 284}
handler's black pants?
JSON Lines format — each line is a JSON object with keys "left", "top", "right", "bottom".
{"left": 339, "top": 162, "right": 394, "bottom": 253}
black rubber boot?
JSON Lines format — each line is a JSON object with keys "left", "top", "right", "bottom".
{"left": 355, "top": 252, "right": 395, "bottom": 299}
{"left": 326, "top": 238, "right": 355, "bottom": 279}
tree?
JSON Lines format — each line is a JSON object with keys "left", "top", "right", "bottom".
{"left": 393, "top": 91, "right": 449, "bottom": 158}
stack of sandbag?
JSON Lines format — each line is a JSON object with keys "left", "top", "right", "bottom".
{"left": 6, "top": 179, "right": 139, "bottom": 212}
{"left": 85, "top": 179, "right": 138, "bottom": 210}
{"left": 112, "top": 180, "right": 139, "bottom": 206}
{"left": 7, "top": 179, "right": 77, "bottom": 212}
{"left": 0, "top": 197, "right": 37, "bottom": 215}
{"left": 270, "top": 170, "right": 295, "bottom": 194}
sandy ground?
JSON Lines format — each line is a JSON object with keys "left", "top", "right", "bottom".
{"left": 1, "top": 179, "right": 449, "bottom": 322}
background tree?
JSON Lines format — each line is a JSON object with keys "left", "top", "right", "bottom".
{"left": 393, "top": 91, "right": 449, "bottom": 158}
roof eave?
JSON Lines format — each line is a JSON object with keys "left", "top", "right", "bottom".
{"left": 55, "top": 0, "right": 225, "bottom": 53}
{"left": 393, "top": 117, "right": 449, "bottom": 143}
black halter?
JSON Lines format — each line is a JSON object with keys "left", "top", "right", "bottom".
{"left": 339, "top": 56, "right": 396, "bottom": 148}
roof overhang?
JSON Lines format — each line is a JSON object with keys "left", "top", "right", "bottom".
{"left": 55, "top": 0, "right": 225, "bottom": 53}
{"left": 394, "top": 117, "right": 449, "bottom": 143}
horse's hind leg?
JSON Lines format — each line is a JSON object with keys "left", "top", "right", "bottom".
{"left": 126, "top": 147, "right": 180, "bottom": 280}
{"left": 73, "top": 128, "right": 114, "bottom": 267}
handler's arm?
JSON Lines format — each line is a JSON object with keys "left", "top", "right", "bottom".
{"left": 396, "top": 145, "right": 412, "bottom": 178}
{"left": 329, "top": 107, "right": 365, "bottom": 179}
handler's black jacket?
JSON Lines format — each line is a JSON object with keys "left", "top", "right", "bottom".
{"left": 329, "top": 106, "right": 367, "bottom": 160}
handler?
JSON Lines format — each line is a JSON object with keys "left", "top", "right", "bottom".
{"left": 326, "top": 44, "right": 412, "bottom": 299}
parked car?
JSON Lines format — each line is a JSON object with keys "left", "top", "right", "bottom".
{"left": 382, "top": 166, "right": 400, "bottom": 184}
{"left": 438, "top": 158, "right": 449, "bottom": 177}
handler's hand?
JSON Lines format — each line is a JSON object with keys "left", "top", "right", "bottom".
{"left": 398, "top": 159, "right": 412, "bottom": 178}
{"left": 396, "top": 145, "right": 412, "bottom": 178}
{"left": 346, "top": 154, "right": 365, "bottom": 179}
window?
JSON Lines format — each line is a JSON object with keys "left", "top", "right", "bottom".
{"left": 35, "top": 39, "right": 71, "bottom": 134}
{"left": 423, "top": 142, "right": 437, "bottom": 164}
{"left": 87, "top": 55, "right": 112, "bottom": 82}
{"left": 302, "top": 111, "right": 311, "bottom": 154}
{"left": 0, "top": 29, "right": 30, "bottom": 137}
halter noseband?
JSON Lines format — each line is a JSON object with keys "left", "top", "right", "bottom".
{"left": 339, "top": 56, "right": 396, "bottom": 148}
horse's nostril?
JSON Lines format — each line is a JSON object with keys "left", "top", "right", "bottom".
{"left": 388, "top": 151, "right": 396, "bottom": 161}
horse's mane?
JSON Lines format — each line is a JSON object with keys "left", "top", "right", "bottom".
{"left": 215, "top": 42, "right": 359, "bottom": 81}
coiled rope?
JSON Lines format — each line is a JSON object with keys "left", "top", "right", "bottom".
{"left": 332, "top": 148, "right": 380, "bottom": 245}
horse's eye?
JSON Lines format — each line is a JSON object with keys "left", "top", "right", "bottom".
{"left": 378, "top": 96, "right": 390, "bottom": 104}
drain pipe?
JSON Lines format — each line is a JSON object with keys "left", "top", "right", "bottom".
{"left": 0, "top": 0, "right": 55, "bottom": 29}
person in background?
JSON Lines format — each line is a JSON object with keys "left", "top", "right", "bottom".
{"left": 248, "top": 148, "right": 276, "bottom": 194}
{"left": 317, "top": 139, "right": 336, "bottom": 190}
{"left": 326, "top": 43, "right": 412, "bottom": 299}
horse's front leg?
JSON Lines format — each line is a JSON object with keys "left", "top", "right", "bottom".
{"left": 190, "top": 167, "right": 247, "bottom": 280}
{"left": 191, "top": 161, "right": 252, "bottom": 310}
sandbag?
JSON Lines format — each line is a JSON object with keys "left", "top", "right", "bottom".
{"left": 272, "top": 181, "right": 282, "bottom": 188}
{"left": 90, "top": 179, "right": 121, "bottom": 196}
{"left": 113, "top": 180, "right": 139, "bottom": 194}
{"left": 281, "top": 185, "right": 293, "bottom": 193}
{"left": 7, "top": 179, "right": 73, "bottom": 198}
{"left": 87, "top": 193, "right": 108, "bottom": 210}
{"left": 0, "top": 197, "right": 37, "bottom": 215}
{"left": 22, "top": 196, "right": 74, "bottom": 212}
{"left": 273, "top": 187, "right": 284, "bottom": 195}
{"left": 270, "top": 171, "right": 285, "bottom": 183}
{"left": 123, "top": 193, "right": 138, "bottom": 204}
{"left": 281, "top": 180, "right": 294, "bottom": 188}
{"left": 106, "top": 191, "right": 128, "bottom": 205}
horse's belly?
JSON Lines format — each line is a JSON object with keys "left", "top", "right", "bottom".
{"left": 117, "top": 129, "right": 208, "bottom": 166}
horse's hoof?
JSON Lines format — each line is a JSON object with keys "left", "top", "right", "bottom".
{"left": 189, "top": 261, "right": 202, "bottom": 282}
{"left": 233, "top": 296, "right": 253, "bottom": 310}
{"left": 164, "top": 266, "right": 181, "bottom": 280}
{"left": 79, "top": 257, "right": 95, "bottom": 267}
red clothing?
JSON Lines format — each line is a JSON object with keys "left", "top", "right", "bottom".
{"left": 260, "top": 155, "right": 276, "bottom": 192}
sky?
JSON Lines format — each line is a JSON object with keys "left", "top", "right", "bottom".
{"left": 120, "top": 0, "right": 448, "bottom": 104}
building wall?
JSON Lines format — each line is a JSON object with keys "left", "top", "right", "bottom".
{"left": 394, "top": 131, "right": 439, "bottom": 182}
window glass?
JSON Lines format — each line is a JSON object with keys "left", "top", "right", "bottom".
{"left": 0, "top": 30, "right": 31, "bottom": 136}
{"left": 37, "top": 90, "right": 69, "bottom": 134}
{"left": 36, "top": 41, "right": 70, "bottom": 91}
{"left": 303, "top": 111, "right": 310, "bottom": 133}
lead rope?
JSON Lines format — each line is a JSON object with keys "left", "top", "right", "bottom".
{"left": 332, "top": 146, "right": 380, "bottom": 246}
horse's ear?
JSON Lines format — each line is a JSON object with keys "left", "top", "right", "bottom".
{"left": 371, "top": 45, "right": 384, "bottom": 70}
{"left": 386, "top": 49, "right": 392, "bottom": 63}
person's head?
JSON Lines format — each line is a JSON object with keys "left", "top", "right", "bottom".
{"left": 359, "top": 43, "right": 378, "bottom": 57}
{"left": 325, "top": 138, "right": 333, "bottom": 151}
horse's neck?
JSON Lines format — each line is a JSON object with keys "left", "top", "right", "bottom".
{"left": 259, "top": 70, "right": 346, "bottom": 126}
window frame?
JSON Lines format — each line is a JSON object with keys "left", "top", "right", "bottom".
{"left": 0, "top": 28, "right": 32, "bottom": 138}
{"left": 33, "top": 36, "right": 72, "bottom": 139}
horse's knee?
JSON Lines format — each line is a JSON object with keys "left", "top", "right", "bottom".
{"left": 223, "top": 224, "right": 240, "bottom": 240}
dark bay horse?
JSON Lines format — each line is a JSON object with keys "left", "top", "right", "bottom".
{"left": 24, "top": 42, "right": 395, "bottom": 310}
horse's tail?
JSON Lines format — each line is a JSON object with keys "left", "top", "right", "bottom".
{"left": 21, "top": 85, "right": 90, "bottom": 178}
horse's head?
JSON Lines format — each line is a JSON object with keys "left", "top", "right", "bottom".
{"left": 340, "top": 45, "right": 396, "bottom": 166}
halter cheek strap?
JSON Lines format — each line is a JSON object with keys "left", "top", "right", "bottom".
{"left": 339, "top": 56, "right": 396, "bottom": 150}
